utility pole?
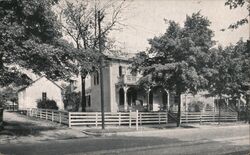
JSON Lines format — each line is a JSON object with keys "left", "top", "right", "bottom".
{"left": 98, "top": 10, "right": 105, "bottom": 129}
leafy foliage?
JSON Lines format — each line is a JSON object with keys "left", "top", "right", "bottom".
{"left": 37, "top": 99, "right": 59, "bottom": 110}
{"left": 0, "top": 86, "right": 18, "bottom": 107}
{"left": 0, "top": 0, "right": 81, "bottom": 86}
{"left": 132, "top": 12, "right": 214, "bottom": 95}
{"left": 206, "top": 40, "right": 248, "bottom": 98}
{"left": 63, "top": 85, "right": 81, "bottom": 112}
{"left": 59, "top": 0, "right": 126, "bottom": 111}
{"left": 224, "top": 0, "right": 250, "bottom": 29}
{"left": 188, "top": 101, "right": 205, "bottom": 112}
{"left": 132, "top": 12, "right": 215, "bottom": 126}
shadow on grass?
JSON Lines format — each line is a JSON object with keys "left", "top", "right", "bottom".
{"left": 144, "top": 123, "right": 197, "bottom": 129}
{"left": 0, "top": 121, "right": 57, "bottom": 136}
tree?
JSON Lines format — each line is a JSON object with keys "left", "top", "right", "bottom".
{"left": 205, "top": 40, "right": 249, "bottom": 123}
{"left": 132, "top": 12, "right": 215, "bottom": 127}
{"left": 59, "top": 0, "right": 126, "bottom": 112}
{"left": 0, "top": 0, "right": 80, "bottom": 87}
{"left": 224, "top": 0, "right": 250, "bottom": 29}
{"left": 0, "top": 86, "right": 18, "bottom": 108}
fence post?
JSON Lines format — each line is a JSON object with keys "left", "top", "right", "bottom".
{"left": 158, "top": 113, "right": 161, "bottom": 125}
{"left": 213, "top": 112, "right": 215, "bottom": 122}
{"left": 136, "top": 110, "right": 138, "bottom": 131}
{"left": 200, "top": 112, "right": 202, "bottom": 125}
{"left": 40, "top": 109, "right": 42, "bottom": 119}
{"left": 129, "top": 110, "right": 132, "bottom": 128}
{"left": 45, "top": 109, "right": 48, "bottom": 120}
{"left": 140, "top": 113, "right": 142, "bottom": 126}
{"left": 68, "top": 112, "right": 72, "bottom": 128}
{"left": 186, "top": 111, "right": 188, "bottom": 123}
{"left": 52, "top": 111, "right": 54, "bottom": 122}
{"left": 26, "top": 109, "right": 29, "bottom": 116}
{"left": 95, "top": 113, "right": 98, "bottom": 127}
{"left": 59, "top": 112, "right": 62, "bottom": 124}
{"left": 28, "top": 109, "right": 30, "bottom": 116}
{"left": 118, "top": 113, "right": 121, "bottom": 126}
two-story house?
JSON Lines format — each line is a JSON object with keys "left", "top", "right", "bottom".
{"left": 83, "top": 53, "right": 244, "bottom": 113}
{"left": 85, "top": 54, "right": 184, "bottom": 112}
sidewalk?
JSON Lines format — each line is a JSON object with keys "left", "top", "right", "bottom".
{"left": 77, "top": 121, "right": 248, "bottom": 137}
{"left": 0, "top": 111, "right": 88, "bottom": 144}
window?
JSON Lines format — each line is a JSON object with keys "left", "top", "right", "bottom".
{"left": 86, "top": 95, "right": 91, "bottom": 107}
{"left": 119, "top": 88, "right": 124, "bottom": 105}
{"left": 174, "top": 95, "right": 180, "bottom": 104}
{"left": 119, "top": 66, "right": 123, "bottom": 77}
{"left": 42, "top": 92, "right": 47, "bottom": 101}
{"left": 94, "top": 72, "right": 99, "bottom": 85}
{"left": 96, "top": 72, "right": 99, "bottom": 85}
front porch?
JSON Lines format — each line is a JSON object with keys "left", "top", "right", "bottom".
{"left": 115, "top": 84, "right": 177, "bottom": 112}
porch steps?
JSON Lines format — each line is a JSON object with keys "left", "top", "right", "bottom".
{"left": 168, "top": 112, "right": 178, "bottom": 123}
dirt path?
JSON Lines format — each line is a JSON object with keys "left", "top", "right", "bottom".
{"left": 0, "top": 111, "right": 88, "bottom": 144}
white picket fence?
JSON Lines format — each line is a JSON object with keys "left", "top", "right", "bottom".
{"left": 27, "top": 109, "right": 168, "bottom": 128}
{"left": 69, "top": 111, "right": 168, "bottom": 128}
{"left": 27, "top": 108, "right": 69, "bottom": 125}
{"left": 181, "top": 111, "right": 238, "bottom": 124}
{"left": 26, "top": 109, "right": 238, "bottom": 128}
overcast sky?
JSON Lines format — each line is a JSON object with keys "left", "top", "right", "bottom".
{"left": 109, "top": 0, "right": 249, "bottom": 53}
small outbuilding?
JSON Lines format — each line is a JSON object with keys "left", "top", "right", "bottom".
{"left": 18, "top": 76, "right": 64, "bottom": 110}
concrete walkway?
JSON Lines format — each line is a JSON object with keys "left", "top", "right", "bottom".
{"left": 0, "top": 111, "right": 88, "bottom": 144}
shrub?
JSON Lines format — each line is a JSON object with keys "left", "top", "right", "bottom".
{"left": 63, "top": 88, "right": 81, "bottom": 112}
{"left": 37, "top": 99, "right": 58, "bottom": 110}
{"left": 188, "top": 101, "right": 205, "bottom": 112}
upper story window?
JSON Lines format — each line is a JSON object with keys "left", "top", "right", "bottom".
{"left": 70, "top": 80, "right": 76, "bottom": 86}
{"left": 42, "top": 92, "right": 47, "bottom": 101}
{"left": 119, "top": 66, "right": 123, "bottom": 77}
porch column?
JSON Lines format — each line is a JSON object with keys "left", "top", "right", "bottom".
{"left": 213, "top": 97, "right": 216, "bottom": 112}
{"left": 184, "top": 94, "right": 188, "bottom": 112}
{"left": 124, "top": 86, "right": 128, "bottom": 112}
{"left": 164, "top": 89, "right": 170, "bottom": 111}
{"left": 237, "top": 99, "right": 241, "bottom": 110}
{"left": 226, "top": 98, "right": 229, "bottom": 112}
{"left": 147, "top": 89, "right": 151, "bottom": 111}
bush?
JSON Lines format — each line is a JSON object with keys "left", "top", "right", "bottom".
{"left": 37, "top": 99, "right": 58, "bottom": 110}
{"left": 63, "top": 91, "right": 81, "bottom": 112}
{"left": 188, "top": 101, "right": 205, "bottom": 112}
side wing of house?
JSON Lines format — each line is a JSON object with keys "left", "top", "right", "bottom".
{"left": 18, "top": 77, "right": 64, "bottom": 110}
{"left": 86, "top": 66, "right": 112, "bottom": 112}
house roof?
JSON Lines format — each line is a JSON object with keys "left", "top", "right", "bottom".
{"left": 103, "top": 51, "right": 135, "bottom": 62}
{"left": 18, "top": 76, "right": 62, "bottom": 93}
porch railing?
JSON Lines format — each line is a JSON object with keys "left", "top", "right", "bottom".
{"left": 118, "top": 75, "right": 140, "bottom": 85}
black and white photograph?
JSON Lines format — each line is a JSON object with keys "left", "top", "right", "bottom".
{"left": 0, "top": 0, "right": 249, "bottom": 154}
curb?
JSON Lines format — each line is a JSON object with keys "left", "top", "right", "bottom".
{"left": 81, "top": 130, "right": 117, "bottom": 136}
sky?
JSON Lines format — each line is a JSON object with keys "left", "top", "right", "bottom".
{"left": 109, "top": 0, "right": 249, "bottom": 53}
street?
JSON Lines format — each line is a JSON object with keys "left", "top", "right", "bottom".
{"left": 0, "top": 124, "right": 249, "bottom": 155}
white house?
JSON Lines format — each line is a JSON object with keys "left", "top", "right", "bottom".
{"left": 84, "top": 54, "right": 225, "bottom": 113}
{"left": 18, "top": 76, "right": 64, "bottom": 110}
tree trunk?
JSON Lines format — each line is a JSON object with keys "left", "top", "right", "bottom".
{"left": 176, "top": 93, "right": 182, "bottom": 127}
{"left": 246, "top": 94, "right": 250, "bottom": 124}
{"left": 0, "top": 53, "right": 3, "bottom": 70}
{"left": 81, "top": 75, "right": 86, "bottom": 112}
